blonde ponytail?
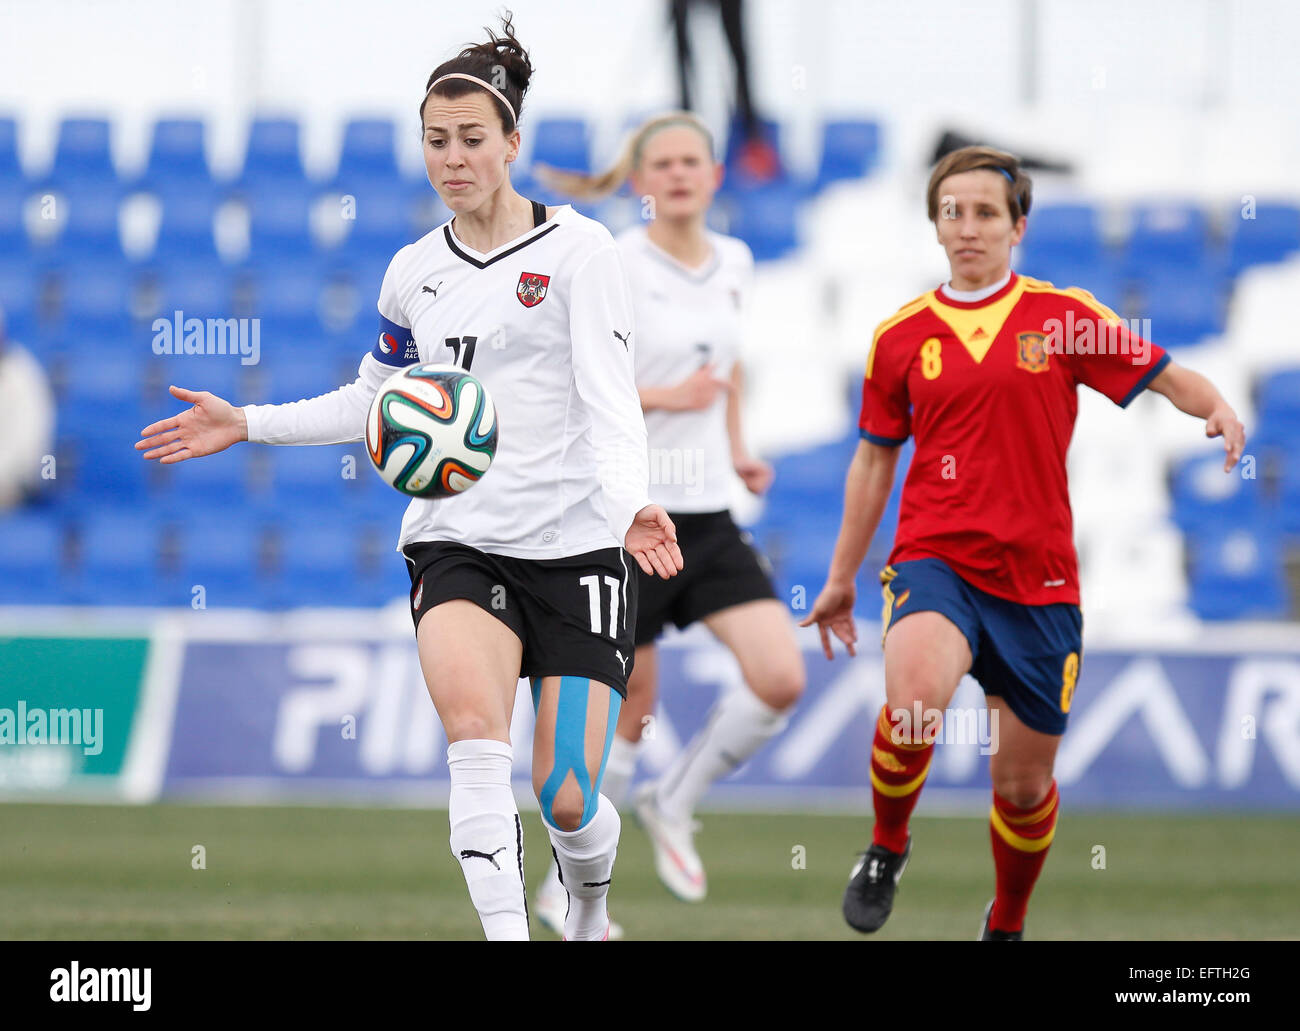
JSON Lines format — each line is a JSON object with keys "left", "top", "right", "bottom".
{"left": 535, "top": 111, "right": 714, "bottom": 202}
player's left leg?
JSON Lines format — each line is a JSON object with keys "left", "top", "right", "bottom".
{"left": 531, "top": 675, "right": 622, "bottom": 941}
{"left": 536, "top": 647, "right": 651, "bottom": 937}
{"left": 984, "top": 696, "right": 1062, "bottom": 939}
{"left": 653, "top": 599, "right": 803, "bottom": 811}
{"left": 974, "top": 596, "right": 1079, "bottom": 939}
{"left": 636, "top": 600, "right": 802, "bottom": 901}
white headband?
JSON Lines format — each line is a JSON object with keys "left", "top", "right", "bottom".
{"left": 425, "top": 72, "right": 517, "bottom": 125}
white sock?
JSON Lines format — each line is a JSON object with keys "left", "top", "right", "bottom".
{"left": 447, "top": 739, "right": 529, "bottom": 941}
{"left": 539, "top": 739, "right": 637, "bottom": 908}
{"left": 656, "top": 687, "right": 788, "bottom": 823}
{"left": 601, "top": 734, "right": 639, "bottom": 808}
{"left": 545, "top": 794, "right": 620, "bottom": 941}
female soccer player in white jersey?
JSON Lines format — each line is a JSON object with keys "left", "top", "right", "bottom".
{"left": 535, "top": 113, "right": 805, "bottom": 922}
{"left": 136, "top": 16, "right": 683, "bottom": 942}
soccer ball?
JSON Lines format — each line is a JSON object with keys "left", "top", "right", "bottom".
{"left": 365, "top": 364, "right": 498, "bottom": 498}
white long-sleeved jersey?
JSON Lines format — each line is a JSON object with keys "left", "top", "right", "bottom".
{"left": 243, "top": 204, "right": 651, "bottom": 559}
{"left": 616, "top": 225, "right": 754, "bottom": 513}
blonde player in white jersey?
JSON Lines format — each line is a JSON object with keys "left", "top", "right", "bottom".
{"left": 136, "top": 16, "right": 683, "bottom": 942}
{"left": 536, "top": 113, "right": 805, "bottom": 925}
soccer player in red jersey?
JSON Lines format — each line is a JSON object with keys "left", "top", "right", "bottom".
{"left": 802, "top": 145, "right": 1245, "bottom": 939}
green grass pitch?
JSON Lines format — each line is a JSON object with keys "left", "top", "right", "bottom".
{"left": 1, "top": 803, "right": 1296, "bottom": 940}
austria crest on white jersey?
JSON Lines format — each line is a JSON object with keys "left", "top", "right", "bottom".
{"left": 371, "top": 204, "right": 650, "bottom": 560}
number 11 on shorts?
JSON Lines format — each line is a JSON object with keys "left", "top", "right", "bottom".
{"left": 579, "top": 574, "right": 621, "bottom": 637}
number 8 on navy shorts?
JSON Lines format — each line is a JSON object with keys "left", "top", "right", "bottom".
{"left": 880, "top": 557, "right": 1082, "bottom": 735}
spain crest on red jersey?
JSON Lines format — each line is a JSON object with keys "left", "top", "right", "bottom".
{"left": 1016, "top": 331, "right": 1050, "bottom": 373}
{"left": 517, "top": 272, "right": 550, "bottom": 308}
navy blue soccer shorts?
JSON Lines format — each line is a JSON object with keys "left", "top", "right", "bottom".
{"left": 879, "top": 557, "right": 1082, "bottom": 736}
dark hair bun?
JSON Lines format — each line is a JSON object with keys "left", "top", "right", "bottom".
{"left": 422, "top": 11, "right": 534, "bottom": 131}
{"left": 459, "top": 11, "right": 533, "bottom": 95}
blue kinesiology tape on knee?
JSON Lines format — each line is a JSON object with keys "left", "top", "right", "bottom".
{"left": 593, "top": 690, "right": 622, "bottom": 808}
{"left": 538, "top": 677, "right": 622, "bottom": 829}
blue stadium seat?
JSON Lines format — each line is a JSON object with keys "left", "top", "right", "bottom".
{"left": 144, "top": 355, "right": 245, "bottom": 409}
{"left": 264, "top": 358, "right": 351, "bottom": 403}
{"left": 721, "top": 183, "right": 801, "bottom": 261}
{"left": 0, "top": 257, "right": 38, "bottom": 345}
{"left": 0, "top": 116, "right": 22, "bottom": 183}
{"left": 1275, "top": 446, "right": 1300, "bottom": 535}
{"left": 153, "top": 441, "right": 253, "bottom": 508}
{"left": 348, "top": 511, "right": 413, "bottom": 606}
{"left": 150, "top": 184, "right": 221, "bottom": 264}
{"left": 52, "top": 260, "right": 135, "bottom": 338}
{"left": 815, "top": 120, "right": 880, "bottom": 190}
{"left": 330, "top": 249, "right": 393, "bottom": 304}
{"left": 334, "top": 185, "right": 417, "bottom": 264}
{"left": 74, "top": 509, "right": 160, "bottom": 605}
{"left": 335, "top": 118, "right": 401, "bottom": 189}
{"left": 153, "top": 263, "right": 235, "bottom": 320}
{"left": 529, "top": 117, "right": 592, "bottom": 174}
{"left": 1257, "top": 367, "right": 1300, "bottom": 409}
{"left": 272, "top": 518, "right": 363, "bottom": 606}
{"left": 1257, "top": 369, "right": 1300, "bottom": 533}
{"left": 45, "top": 184, "right": 124, "bottom": 263}
{"left": 0, "top": 179, "right": 29, "bottom": 258}
{"left": 1169, "top": 450, "right": 1265, "bottom": 535}
{"left": 0, "top": 510, "right": 64, "bottom": 604}
{"left": 1227, "top": 202, "right": 1300, "bottom": 274}
{"left": 767, "top": 436, "right": 859, "bottom": 502}
{"left": 248, "top": 263, "right": 323, "bottom": 322}
{"left": 1015, "top": 203, "right": 1106, "bottom": 280}
{"left": 172, "top": 511, "right": 267, "bottom": 607}
{"left": 59, "top": 342, "right": 145, "bottom": 408}
{"left": 49, "top": 118, "right": 117, "bottom": 192}
{"left": 244, "top": 182, "right": 316, "bottom": 260}
{"left": 141, "top": 118, "right": 212, "bottom": 193}
{"left": 1186, "top": 516, "right": 1288, "bottom": 620}
{"left": 1257, "top": 368, "right": 1300, "bottom": 438}
{"left": 251, "top": 313, "right": 332, "bottom": 372}
{"left": 263, "top": 444, "right": 373, "bottom": 510}
{"left": 1140, "top": 271, "right": 1225, "bottom": 348}
{"left": 239, "top": 117, "right": 308, "bottom": 190}
{"left": 72, "top": 424, "right": 154, "bottom": 503}
{"left": 1123, "top": 203, "right": 1213, "bottom": 276}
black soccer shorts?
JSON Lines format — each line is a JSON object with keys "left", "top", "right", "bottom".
{"left": 402, "top": 540, "right": 639, "bottom": 696}
{"left": 634, "top": 509, "right": 777, "bottom": 648}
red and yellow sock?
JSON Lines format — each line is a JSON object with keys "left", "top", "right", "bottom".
{"left": 988, "top": 780, "right": 1059, "bottom": 933}
{"left": 870, "top": 705, "right": 934, "bottom": 854}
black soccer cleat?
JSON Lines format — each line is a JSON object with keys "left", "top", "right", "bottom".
{"left": 979, "top": 899, "right": 1024, "bottom": 940}
{"left": 842, "top": 837, "right": 911, "bottom": 933}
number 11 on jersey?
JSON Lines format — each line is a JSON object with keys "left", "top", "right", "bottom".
{"left": 444, "top": 336, "right": 477, "bottom": 370}
{"left": 579, "top": 574, "right": 621, "bottom": 637}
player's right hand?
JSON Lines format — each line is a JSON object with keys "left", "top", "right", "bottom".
{"left": 800, "top": 580, "right": 858, "bottom": 660}
{"left": 625, "top": 504, "right": 684, "bottom": 580}
{"left": 671, "top": 365, "right": 732, "bottom": 411}
{"left": 136, "top": 385, "right": 248, "bottom": 463}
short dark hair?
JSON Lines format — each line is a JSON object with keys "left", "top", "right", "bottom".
{"left": 927, "top": 144, "right": 1032, "bottom": 222}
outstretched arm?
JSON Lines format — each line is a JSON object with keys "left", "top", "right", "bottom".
{"left": 726, "top": 362, "right": 772, "bottom": 494}
{"left": 1146, "top": 362, "right": 1246, "bottom": 472}
{"left": 799, "top": 439, "right": 902, "bottom": 659}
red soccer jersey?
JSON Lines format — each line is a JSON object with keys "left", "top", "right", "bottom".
{"left": 858, "top": 272, "right": 1170, "bottom": 606}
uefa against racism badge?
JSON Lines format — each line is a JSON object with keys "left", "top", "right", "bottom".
{"left": 517, "top": 272, "right": 550, "bottom": 308}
